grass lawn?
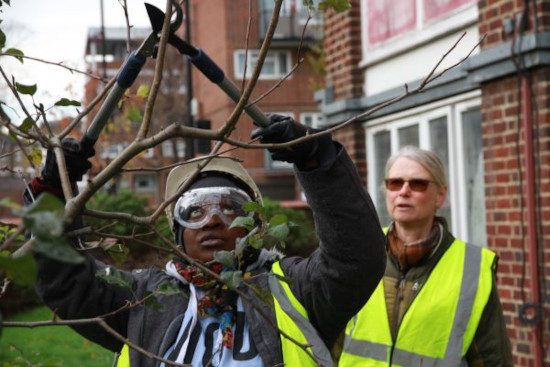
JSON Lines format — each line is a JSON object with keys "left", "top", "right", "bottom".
{"left": 0, "top": 306, "right": 114, "bottom": 367}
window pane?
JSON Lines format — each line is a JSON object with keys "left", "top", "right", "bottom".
{"left": 398, "top": 124, "right": 419, "bottom": 148}
{"left": 237, "top": 53, "right": 245, "bottom": 75}
{"left": 278, "top": 52, "right": 288, "bottom": 74}
{"left": 429, "top": 116, "right": 452, "bottom": 229}
{"left": 462, "top": 108, "right": 486, "bottom": 245}
{"left": 262, "top": 59, "right": 275, "bottom": 75}
{"left": 374, "top": 131, "right": 392, "bottom": 226}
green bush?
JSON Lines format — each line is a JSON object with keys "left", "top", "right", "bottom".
{"left": 84, "top": 189, "right": 172, "bottom": 267}
{"left": 263, "top": 198, "right": 318, "bottom": 257}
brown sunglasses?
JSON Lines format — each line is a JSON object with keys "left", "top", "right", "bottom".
{"left": 385, "top": 178, "right": 434, "bottom": 192}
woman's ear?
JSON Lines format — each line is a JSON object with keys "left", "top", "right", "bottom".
{"left": 435, "top": 185, "right": 448, "bottom": 209}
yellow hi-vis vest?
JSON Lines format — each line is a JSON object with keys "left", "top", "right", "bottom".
{"left": 270, "top": 261, "right": 333, "bottom": 367}
{"left": 117, "top": 261, "right": 333, "bottom": 367}
{"left": 339, "top": 239, "right": 495, "bottom": 367}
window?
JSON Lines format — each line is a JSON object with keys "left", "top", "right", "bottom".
{"left": 161, "top": 140, "right": 186, "bottom": 158}
{"left": 300, "top": 112, "right": 324, "bottom": 129}
{"left": 234, "top": 50, "right": 292, "bottom": 79}
{"left": 100, "top": 143, "right": 126, "bottom": 159}
{"left": 133, "top": 174, "right": 157, "bottom": 193}
{"left": 366, "top": 92, "right": 486, "bottom": 244}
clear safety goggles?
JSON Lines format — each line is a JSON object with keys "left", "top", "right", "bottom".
{"left": 173, "top": 187, "right": 253, "bottom": 229}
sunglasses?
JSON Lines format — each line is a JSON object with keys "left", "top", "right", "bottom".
{"left": 385, "top": 178, "right": 434, "bottom": 192}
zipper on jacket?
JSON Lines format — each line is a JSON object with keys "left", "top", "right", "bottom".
{"left": 389, "top": 272, "right": 406, "bottom": 364}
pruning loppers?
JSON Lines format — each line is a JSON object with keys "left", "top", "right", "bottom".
{"left": 80, "top": 0, "right": 269, "bottom": 156}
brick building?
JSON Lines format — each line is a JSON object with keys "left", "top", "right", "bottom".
{"left": 84, "top": 26, "right": 188, "bottom": 205}
{"left": 187, "top": 0, "right": 325, "bottom": 201}
{"left": 318, "top": 0, "right": 549, "bottom": 365}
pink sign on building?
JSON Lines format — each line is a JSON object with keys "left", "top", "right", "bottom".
{"left": 367, "top": 0, "right": 416, "bottom": 45}
{"left": 423, "top": 0, "right": 476, "bottom": 21}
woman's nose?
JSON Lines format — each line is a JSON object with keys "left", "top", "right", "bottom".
{"left": 398, "top": 182, "right": 412, "bottom": 195}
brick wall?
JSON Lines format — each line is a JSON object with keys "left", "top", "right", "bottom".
{"left": 333, "top": 123, "right": 367, "bottom": 185}
{"left": 479, "top": 0, "right": 550, "bottom": 364}
{"left": 323, "top": 0, "right": 364, "bottom": 101}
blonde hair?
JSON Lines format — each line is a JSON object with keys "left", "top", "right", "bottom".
{"left": 384, "top": 146, "right": 447, "bottom": 189}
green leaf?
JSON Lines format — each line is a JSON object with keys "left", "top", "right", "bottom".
{"left": 0, "top": 29, "right": 5, "bottom": 51}
{"left": 106, "top": 243, "right": 130, "bottom": 264}
{"left": 220, "top": 270, "right": 243, "bottom": 290}
{"left": 6, "top": 47, "right": 24, "bottom": 63}
{"left": 19, "top": 116, "right": 34, "bottom": 133}
{"left": 23, "top": 193, "right": 82, "bottom": 265}
{"left": 0, "top": 251, "right": 36, "bottom": 287}
{"left": 156, "top": 281, "right": 182, "bottom": 296}
{"left": 269, "top": 214, "right": 288, "bottom": 226}
{"left": 249, "top": 236, "right": 264, "bottom": 250}
{"left": 15, "top": 82, "right": 37, "bottom": 96}
{"left": 136, "top": 84, "right": 150, "bottom": 98}
{"left": 28, "top": 146, "right": 42, "bottom": 167}
{"left": 96, "top": 267, "right": 131, "bottom": 289}
{"left": 143, "top": 291, "right": 166, "bottom": 312}
{"left": 229, "top": 216, "right": 255, "bottom": 231}
{"left": 54, "top": 98, "right": 81, "bottom": 107}
{"left": 235, "top": 238, "right": 248, "bottom": 255}
{"left": 268, "top": 223, "right": 290, "bottom": 242}
{"left": 242, "top": 201, "right": 264, "bottom": 216}
{"left": 34, "top": 238, "right": 85, "bottom": 264}
{"left": 214, "top": 250, "right": 236, "bottom": 268}
{"left": 25, "top": 192, "right": 64, "bottom": 214}
{"left": 24, "top": 210, "right": 64, "bottom": 239}
{"left": 319, "top": 0, "right": 351, "bottom": 12}
{"left": 126, "top": 106, "right": 142, "bottom": 122}
{"left": 0, "top": 197, "right": 22, "bottom": 212}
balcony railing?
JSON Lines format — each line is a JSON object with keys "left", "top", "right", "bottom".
{"left": 258, "top": 0, "right": 323, "bottom": 43}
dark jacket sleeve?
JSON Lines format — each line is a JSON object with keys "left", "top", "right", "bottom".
{"left": 26, "top": 177, "right": 133, "bottom": 352}
{"left": 466, "top": 268, "right": 514, "bottom": 366}
{"left": 35, "top": 253, "right": 133, "bottom": 352}
{"left": 280, "top": 144, "right": 386, "bottom": 348}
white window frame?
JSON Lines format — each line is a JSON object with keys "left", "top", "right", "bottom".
{"left": 100, "top": 143, "right": 127, "bottom": 159}
{"left": 133, "top": 173, "right": 157, "bottom": 193}
{"left": 234, "top": 50, "right": 292, "bottom": 80}
{"left": 365, "top": 90, "right": 482, "bottom": 242}
{"left": 300, "top": 112, "right": 324, "bottom": 129}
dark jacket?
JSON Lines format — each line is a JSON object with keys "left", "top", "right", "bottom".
{"left": 383, "top": 217, "right": 513, "bottom": 367}
{"left": 33, "top": 148, "right": 386, "bottom": 366}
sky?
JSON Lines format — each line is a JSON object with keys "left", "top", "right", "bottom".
{"left": 1, "top": 0, "right": 167, "bottom": 120}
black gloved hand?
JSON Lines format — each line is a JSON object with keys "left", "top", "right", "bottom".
{"left": 251, "top": 114, "right": 336, "bottom": 170}
{"left": 41, "top": 137, "right": 94, "bottom": 187}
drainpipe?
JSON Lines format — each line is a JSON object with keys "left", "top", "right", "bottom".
{"left": 521, "top": 74, "right": 543, "bottom": 367}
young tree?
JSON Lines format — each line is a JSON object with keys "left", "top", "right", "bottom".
{"left": 0, "top": 0, "right": 479, "bottom": 364}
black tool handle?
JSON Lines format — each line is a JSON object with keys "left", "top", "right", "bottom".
{"left": 80, "top": 52, "right": 147, "bottom": 156}
{"left": 190, "top": 48, "right": 270, "bottom": 127}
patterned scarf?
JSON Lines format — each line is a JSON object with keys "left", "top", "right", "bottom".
{"left": 171, "top": 248, "right": 259, "bottom": 348}
{"left": 388, "top": 222, "right": 442, "bottom": 271}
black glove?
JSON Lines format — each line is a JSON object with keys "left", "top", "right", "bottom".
{"left": 41, "top": 137, "right": 94, "bottom": 187}
{"left": 251, "top": 114, "right": 336, "bottom": 170}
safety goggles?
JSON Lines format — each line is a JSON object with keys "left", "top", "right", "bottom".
{"left": 173, "top": 187, "right": 253, "bottom": 229}
{"left": 384, "top": 178, "right": 434, "bottom": 192}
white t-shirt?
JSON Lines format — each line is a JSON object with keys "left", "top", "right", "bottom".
{"left": 161, "top": 287, "right": 265, "bottom": 367}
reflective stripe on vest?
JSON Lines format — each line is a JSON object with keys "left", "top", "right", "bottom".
{"left": 269, "top": 261, "right": 333, "bottom": 367}
{"left": 116, "top": 344, "right": 130, "bottom": 367}
{"left": 340, "top": 239, "right": 495, "bottom": 367}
